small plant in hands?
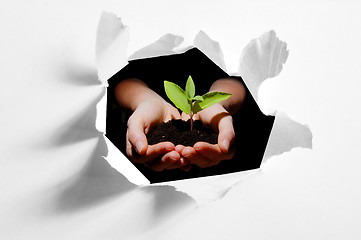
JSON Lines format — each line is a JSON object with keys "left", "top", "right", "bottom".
{"left": 164, "top": 75, "right": 231, "bottom": 131}
{"left": 146, "top": 75, "right": 232, "bottom": 147}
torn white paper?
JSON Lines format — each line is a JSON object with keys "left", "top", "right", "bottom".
{"left": 262, "top": 111, "right": 313, "bottom": 163}
{"left": 95, "top": 11, "right": 312, "bottom": 204}
{"left": 239, "top": 30, "right": 289, "bottom": 101}
{"left": 96, "top": 11, "right": 129, "bottom": 83}
{"left": 96, "top": 12, "right": 150, "bottom": 186}
{"left": 237, "top": 30, "right": 312, "bottom": 165}
{"left": 193, "top": 30, "right": 227, "bottom": 72}
{"left": 128, "top": 33, "right": 185, "bottom": 60}
{"left": 156, "top": 169, "right": 259, "bottom": 205}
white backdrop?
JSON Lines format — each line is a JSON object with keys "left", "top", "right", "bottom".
{"left": 1, "top": 0, "right": 361, "bottom": 239}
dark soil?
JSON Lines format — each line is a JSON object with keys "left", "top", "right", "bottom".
{"left": 147, "top": 119, "right": 218, "bottom": 146}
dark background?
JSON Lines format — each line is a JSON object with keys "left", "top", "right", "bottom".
{"left": 106, "top": 48, "right": 274, "bottom": 183}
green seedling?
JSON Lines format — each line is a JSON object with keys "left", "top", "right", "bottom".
{"left": 164, "top": 75, "right": 232, "bottom": 131}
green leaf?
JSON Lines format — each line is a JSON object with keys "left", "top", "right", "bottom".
{"left": 192, "top": 100, "right": 203, "bottom": 114}
{"left": 164, "top": 81, "right": 191, "bottom": 114}
{"left": 194, "top": 91, "right": 232, "bottom": 114}
{"left": 185, "top": 75, "right": 195, "bottom": 99}
{"left": 192, "top": 95, "right": 203, "bottom": 101}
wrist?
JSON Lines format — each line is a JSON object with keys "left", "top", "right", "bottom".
{"left": 209, "top": 78, "right": 246, "bottom": 115}
{"left": 115, "top": 78, "right": 164, "bottom": 111}
{"left": 198, "top": 103, "right": 229, "bottom": 126}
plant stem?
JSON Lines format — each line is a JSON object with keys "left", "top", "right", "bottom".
{"left": 190, "top": 112, "right": 194, "bottom": 131}
{"left": 190, "top": 100, "right": 194, "bottom": 131}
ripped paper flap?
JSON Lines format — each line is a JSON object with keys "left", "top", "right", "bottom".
{"left": 95, "top": 11, "right": 312, "bottom": 204}
{"left": 96, "top": 12, "right": 129, "bottom": 84}
{"left": 238, "top": 30, "right": 289, "bottom": 101}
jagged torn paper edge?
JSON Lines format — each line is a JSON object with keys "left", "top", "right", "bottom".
{"left": 95, "top": 11, "right": 313, "bottom": 204}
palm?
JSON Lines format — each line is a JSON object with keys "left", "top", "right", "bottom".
{"left": 178, "top": 103, "right": 235, "bottom": 169}
{"left": 126, "top": 99, "right": 188, "bottom": 171}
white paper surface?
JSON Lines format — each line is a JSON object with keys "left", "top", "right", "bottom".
{"left": 96, "top": 12, "right": 129, "bottom": 83}
{"left": 96, "top": 12, "right": 312, "bottom": 203}
{"left": 155, "top": 169, "right": 259, "bottom": 205}
{"left": 2, "top": 1, "right": 361, "bottom": 239}
{"left": 193, "top": 30, "right": 227, "bottom": 72}
{"left": 128, "top": 33, "right": 185, "bottom": 60}
{"left": 238, "top": 30, "right": 289, "bottom": 101}
{"left": 262, "top": 111, "right": 313, "bottom": 163}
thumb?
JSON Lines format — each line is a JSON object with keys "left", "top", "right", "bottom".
{"left": 217, "top": 115, "right": 235, "bottom": 153}
{"left": 127, "top": 115, "right": 148, "bottom": 155}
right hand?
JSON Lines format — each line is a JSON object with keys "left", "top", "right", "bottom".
{"left": 126, "top": 98, "right": 190, "bottom": 171}
{"left": 176, "top": 103, "right": 235, "bottom": 169}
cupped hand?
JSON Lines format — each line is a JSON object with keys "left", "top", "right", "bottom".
{"left": 126, "top": 98, "right": 189, "bottom": 171}
{"left": 178, "top": 103, "right": 235, "bottom": 168}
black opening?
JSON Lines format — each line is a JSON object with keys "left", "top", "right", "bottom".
{"left": 106, "top": 48, "right": 274, "bottom": 183}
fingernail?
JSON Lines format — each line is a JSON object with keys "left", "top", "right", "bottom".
{"left": 135, "top": 141, "right": 145, "bottom": 154}
{"left": 169, "top": 156, "right": 178, "bottom": 161}
{"left": 165, "top": 144, "right": 174, "bottom": 151}
{"left": 222, "top": 139, "right": 230, "bottom": 152}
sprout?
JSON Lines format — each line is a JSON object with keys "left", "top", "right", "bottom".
{"left": 164, "top": 75, "right": 231, "bottom": 131}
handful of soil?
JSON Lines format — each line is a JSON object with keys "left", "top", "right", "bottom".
{"left": 147, "top": 119, "right": 218, "bottom": 146}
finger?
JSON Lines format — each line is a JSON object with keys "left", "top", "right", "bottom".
{"left": 180, "top": 146, "right": 196, "bottom": 166}
{"left": 126, "top": 132, "right": 134, "bottom": 158}
{"left": 217, "top": 115, "right": 235, "bottom": 153}
{"left": 181, "top": 146, "right": 196, "bottom": 159}
{"left": 126, "top": 131, "right": 131, "bottom": 156}
{"left": 126, "top": 130, "right": 145, "bottom": 159}
{"left": 194, "top": 142, "right": 222, "bottom": 160}
{"left": 176, "top": 145, "right": 196, "bottom": 171}
{"left": 164, "top": 151, "right": 184, "bottom": 170}
{"left": 161, "top": 150, "right": 190, "bottom": 170}
{"left": 127, "top": 116, "right": 148, "bottom": 156}
{"left": 175, "top": 145, "right": 185, "bottom": 154}
{"left": 182, "top": 145, "right": 214, "bottom": 168}
{"left": 168, "top": 105, "right": 182, "bottom": 120}
{"left": 146, "top": 151, "right": 181, "bottom": 171}
{"left": 193, "top": 142, "right": 230, "bottom": 167}
{"left": 180, "top": 112, "right": 190, "bottom": 121}
{"left": 176, "top": 145, "right": 191, "bottom": 169}
{"left": 195, "top": 142, "right": 234, "bottom": 162}
{"left": 181, "top": 112, "right": 200, "bottom": 121}
{"left": 131, "top": 142, "right": 174, "bottom": 163}
{"left": 175, "top": 145, "right": 191, "bottom": 165}
{"left": 192, "top": 113, "right": 200, "bottom": 121}
{"left": 180, "top": 164, "right": 192, "bottom": 171}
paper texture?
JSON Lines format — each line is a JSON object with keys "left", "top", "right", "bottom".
{"left": 128, "top": 33, "right": 185, "bottom": 60}
{"left": 96, "top": 12, "right": 312, "bottom": 203}
{"left": 96, "top": 12, "right": 129, "bottom": 84}
{"left": 96, "top": 12, "right": 149, "bottom": 185}
{"left": 262, "top": 111, "right": 313, "bottom": 163}
{"left": 156, "top": 169, "right": 259, "bottom": 205}
{"left": 193, "top": 30, "right": 227, "bottom": 72}
{"left": 238, "top": 30, "right": 289, "bottom": 101}
{"left": 237, "top": 31, "right": 312, "bottom": 163}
